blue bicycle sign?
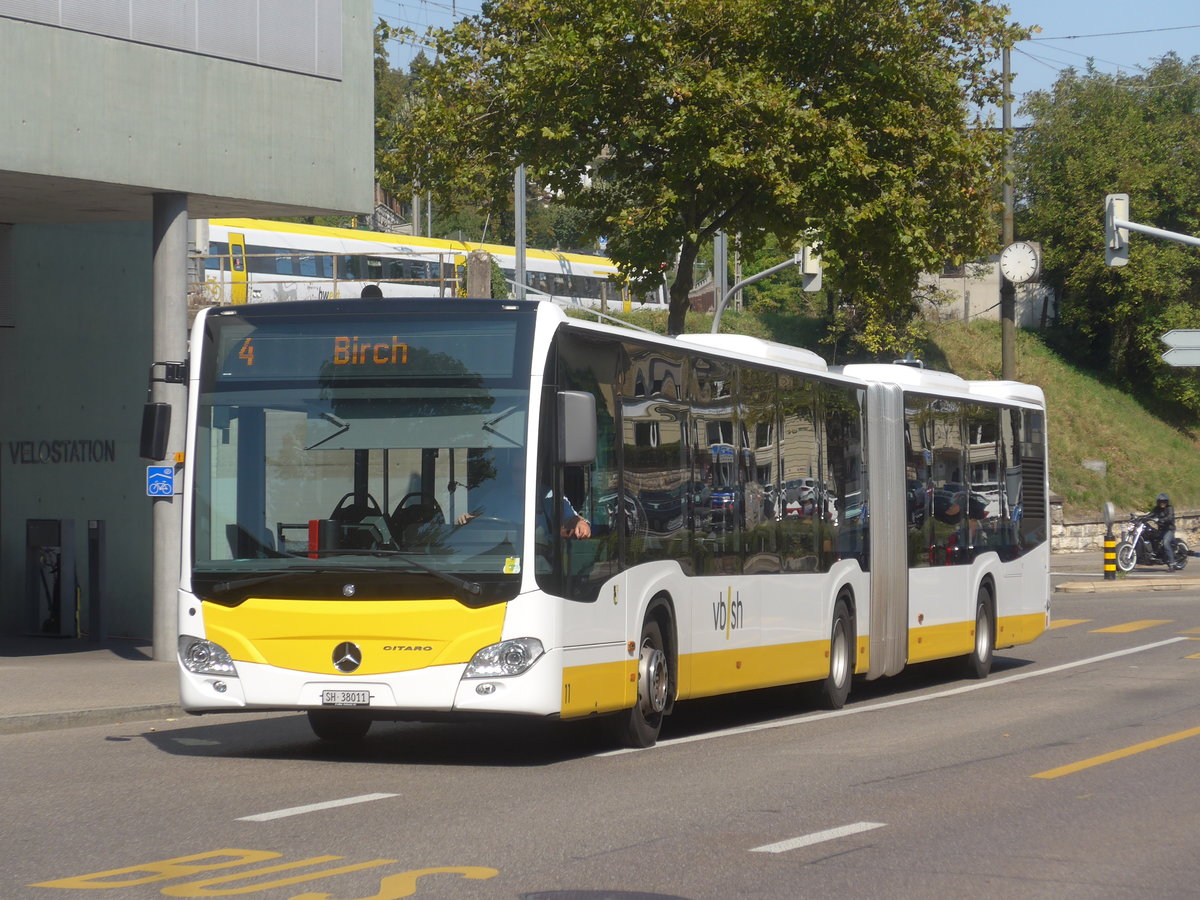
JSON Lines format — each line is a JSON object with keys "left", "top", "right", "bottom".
{"left": 146, "top": 466, "right": 174, "bottom": 497}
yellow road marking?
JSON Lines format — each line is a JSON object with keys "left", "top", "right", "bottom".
{"left": 1179, "top": 627, "right": 1200, "bottom": 635}
{"left": 1048, "top": 619, "right": 1091, "bottom": 630}
{"left": 1090, "top": 620, "right": 1173, "bottom": 633}
{"left": 1032, "top": 726, "right": 1200, "bottom": 779}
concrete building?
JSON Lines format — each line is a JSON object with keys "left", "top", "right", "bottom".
{"left": 0, "top": 1, "right": 375, "bottom": 651}
{"left": 920, "top": 260, "right": 1057, "bottom": 328}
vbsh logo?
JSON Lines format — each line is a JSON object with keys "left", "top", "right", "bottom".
{"left": 712, "top": 588, "right": 744, "bottom": 638}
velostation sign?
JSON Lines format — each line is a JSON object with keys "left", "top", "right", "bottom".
{"left": 1160, "top": 330, "right": 1200, "bottom": 367}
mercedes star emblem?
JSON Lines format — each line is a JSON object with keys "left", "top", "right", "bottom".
{"left": 332, "top": 641, "right": 362, "bottom": 673}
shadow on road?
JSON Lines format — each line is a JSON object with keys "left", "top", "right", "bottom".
{"left": 134, "top": 654, "right": 1035, "bottom": 767}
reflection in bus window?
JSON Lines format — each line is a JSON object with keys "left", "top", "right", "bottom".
{"left": 740, "top": 367, "right": 777, "bottom": 574}
{"left": 823, "top": 384, "right": 868, "bottom": 570}
{"left": 778, "top": 374, "right": 820, "bottom": 573}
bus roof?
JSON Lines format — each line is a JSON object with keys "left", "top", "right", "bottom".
{"left": 840, "top": 362, "right": 1044, "bottom": 405}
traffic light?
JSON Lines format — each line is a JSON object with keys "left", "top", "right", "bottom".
{"left": 1105, "top": 193, "right": 1129, "bottom": 267}
{"left": 800, "top": 246, "right": 822, "bottom": 292}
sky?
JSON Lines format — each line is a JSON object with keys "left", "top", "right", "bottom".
{"left": 374, "top": 0, "right": 1200, "bottom": 119}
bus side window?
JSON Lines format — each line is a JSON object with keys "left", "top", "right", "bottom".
{"left": 778, "top": 374, "right": 819, "bottom": 573}
{"left": 538, "top": 332, "right": 620, "bottom": 601}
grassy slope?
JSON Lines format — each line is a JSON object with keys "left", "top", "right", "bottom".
{"left": 922, "top": 320, "right": 1200, "bottom": 518}
{"left": 576, "top": 307, "right": 1200, "bottom": 518}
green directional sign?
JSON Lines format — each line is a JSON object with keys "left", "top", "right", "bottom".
{"left": 1162, "top": 347, "right": 1200, "bottom": 367}
{"left": 1160, "top": 329, "right": 1200, "bottom": 350}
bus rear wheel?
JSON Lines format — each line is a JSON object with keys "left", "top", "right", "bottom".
{"left": 963, "top": 588, "right": 995, "bottom": 679}
{"left": 307, "top": 709, "right": 372, "bottom": 743}
{"left": 816, "top": 598, "right": 853, "bottom": 710}
{"left": 611, "top": 618, "right": 671, "bottom": 748}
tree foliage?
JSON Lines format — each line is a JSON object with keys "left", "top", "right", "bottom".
{"left": 1016, "top": 54, "right": 1200, "bottom": 417}
{"left": 378, "top": 0, "right": 1021, "bottom": 338}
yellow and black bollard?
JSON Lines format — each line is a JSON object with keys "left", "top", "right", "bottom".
{"left": 1103, "top": 532, "right": 1117, "bottom": 580}
{"left": 1103, "top": 500, "right": 1117, "bottom": 580}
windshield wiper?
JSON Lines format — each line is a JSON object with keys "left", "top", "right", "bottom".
{"left": 209, "top": 565, "right": 379, "bottom": 595}
{"left": 310, "top": 549, "right": 482, "bottom": 596}
{"left": 482, "top": 406, "right": 521, "bottom": 447}
{"left": 303, "top": 412, "right": 350, "bottom": 450}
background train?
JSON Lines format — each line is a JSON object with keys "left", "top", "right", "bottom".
{"left": 191, "top": 218, "right": 665, "bottom": 309}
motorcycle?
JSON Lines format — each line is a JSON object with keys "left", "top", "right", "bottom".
{"left": 1115, "top": 514, "right": 1189, "bottom": 572}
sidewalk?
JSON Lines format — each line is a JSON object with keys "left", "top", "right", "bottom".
{"left": 0, "top": 636, "right": 180, "bottom": 736}
{"left": 1050, "top": 549, "right": 1200, "bottom": 593}
{"left": 2, "top": 550, "right": 1198, "bottom": 737}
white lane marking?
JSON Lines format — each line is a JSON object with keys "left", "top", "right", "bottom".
{"left": 237, "top": 793, "right": 399, "bottom": 822}
{"left": 599, "top": 637, "right": 1189, "bottom": 756}
{"left": 751, "top": 821, "right": 886, "bottom": 854}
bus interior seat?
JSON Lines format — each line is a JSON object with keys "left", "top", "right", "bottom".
{"left": 390, "top": 500, "right": 444, "bottom": 543}
{"left": 329, "top": 492, "right": 383, "bottom": 525}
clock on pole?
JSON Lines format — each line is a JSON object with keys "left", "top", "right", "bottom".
{"left": 999, "top": 240, "right": 1041, "bottom": 284}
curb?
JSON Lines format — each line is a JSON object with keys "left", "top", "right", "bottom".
{"left": 0, "top": 702, "right": 184, "bottom": 736}
{"left": 1056, "top": 578, "right": 1200, "bottom": 594}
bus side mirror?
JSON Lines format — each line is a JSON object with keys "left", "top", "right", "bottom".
{"left": 558, "top": 391, "right": 596, "bottom": 466}
{"left": 140, "top": 403, "right": 170, "bottom": 460}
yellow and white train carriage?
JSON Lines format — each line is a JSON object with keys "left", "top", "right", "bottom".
{"left": 174, "top": 299, "right": 1048, "bottom": 747}
{"left": 195, "top": 218, "right": 648, "bottom": 309}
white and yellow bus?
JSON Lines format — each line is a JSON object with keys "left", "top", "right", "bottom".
{"left": 195, "top": 219, "right": 651, "bottom": 309}
{"left": 176, "top": 299, "right": 1049, "bottom": 747}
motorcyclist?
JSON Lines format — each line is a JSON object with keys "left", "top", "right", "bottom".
{"left": 1148, "top": 493, "right": 1179, "bottom": 570}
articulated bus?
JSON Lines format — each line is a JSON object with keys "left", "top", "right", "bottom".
{"left": 195, "top": 219, "right": 655, "bottom": 310}
{"left": 177, "top": 299, "right": 1049, "bottom": 747}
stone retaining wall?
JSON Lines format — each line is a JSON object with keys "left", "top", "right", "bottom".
{"left": 1051, "top": 503, "right": 1200, "bottom": 551}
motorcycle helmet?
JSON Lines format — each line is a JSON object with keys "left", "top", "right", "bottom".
{"left": 1157, "top": 493, "right": 1169, "bottom": 504}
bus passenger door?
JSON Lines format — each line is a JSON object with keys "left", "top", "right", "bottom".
{"left": 228, "top": 232, "right": 247, "bottom": 305}
{"left": 904, "top": 394, "right": 973, "bottom": 663}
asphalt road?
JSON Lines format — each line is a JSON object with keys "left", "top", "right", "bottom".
{"left": 5, "top": 583, "right": 1200, "bottom": 899}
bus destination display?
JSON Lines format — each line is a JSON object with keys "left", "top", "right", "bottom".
{"left": 211, "top": 317, "right": 522, "bottom": 381}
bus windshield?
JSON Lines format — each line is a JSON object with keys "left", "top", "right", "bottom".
{"left": 191, "top": 305, "right": 535, "bottom": 601}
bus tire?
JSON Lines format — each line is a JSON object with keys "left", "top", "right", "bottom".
{"left": 963, "top": 587, "right": 995, "bottom": 679}
{"left": 307, "top": 709, "right": 372, "bottom": 743}
{"left": 611, "top": 618, "right": 671, "bottom": 748}
{"left": 817, "top": 598, "right": 853, "bottom": 710}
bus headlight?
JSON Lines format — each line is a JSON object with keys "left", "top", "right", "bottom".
{"left": 179, "top": 636, "right": 238, "bottom": 677}
{"left": 463, "top": 638, "right": 544, "bottom": 678}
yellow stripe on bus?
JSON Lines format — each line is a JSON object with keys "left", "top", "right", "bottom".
{"left": 562, "top": 659, "right": 636, "bottom": 718}
{"left": 998, "top": 611, "right": 1049, "bottom": 647}
{"left": 908, "top": 612, "right": 1047, "bottom": 664}
{"left": 203, "top": 597, "right": 505, "bottom": 676}
{"left": 908, "top": 621, "right": 975, "bottom": 663}
{"left": 680, "top": 639, "right": 841, "bottom": 700}
{"left": 564, "top": 634, "right": 873, "bottom": 716}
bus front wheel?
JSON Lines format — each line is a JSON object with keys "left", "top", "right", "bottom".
{"left": 307, "top": 709, "right": 372, "bottom": 743}
{"left": 611, "top": 618, "right": 671, "bottom": 748}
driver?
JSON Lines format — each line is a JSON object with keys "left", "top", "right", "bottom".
{"left": 456, "top": 484, "right": 591, "bottom": 539}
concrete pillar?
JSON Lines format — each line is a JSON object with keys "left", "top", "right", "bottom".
{"left": 466, "top": 249, "right": 492, "bottom": 298}
{"left": 151, "top": 193, "right": 188, "bottom": 661}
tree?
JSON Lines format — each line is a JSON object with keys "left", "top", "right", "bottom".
{"left": 380, "top": 0, "right": 1020, "bottom": 337}
{"left": 1016, "top": 54, "right": 1200, "bottom": 416}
